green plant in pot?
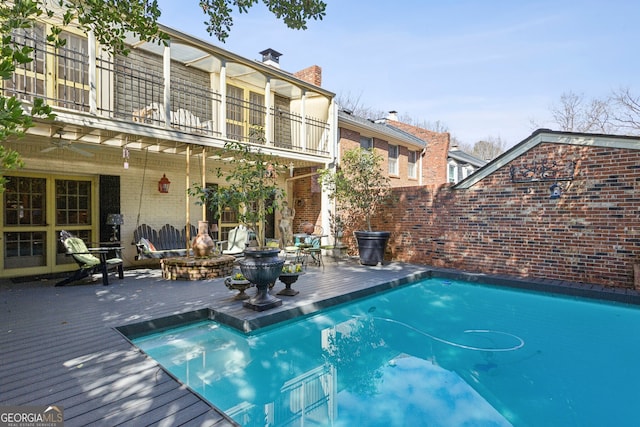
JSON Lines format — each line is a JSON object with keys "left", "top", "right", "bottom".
{"left": 318, "top": 147, "right": 393, "bottom": 265}
{"left": 191, "top": 138, "right": 285, "bottom": 311}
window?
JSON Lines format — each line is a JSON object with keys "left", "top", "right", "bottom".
{"left": 56, "top": 179, "right": 91, "bottom": 225}
{"left": 4, "top": 24, "right": 46, "bottom": 103}
{"left": 360, "top": 136, "right": 373, "bottom": 150}
{"left": 448, "top": 163, "right": 457, "bottom": 183}
{"left": 4, "top": 24, "right": 89, "bottom": 112}
{"left": 388, "top": 145, "right": 398, "bottom": 175}
{"left": 4, "top": 177, "right": 46, "bottom": 226}
{"left": 226, "top": 85, "right": 266, "bottom": 143}
{"left": 408, "top": 150, "right": 417, "bottom": 179}
{"left": 226, "top": 84, "right": 245, "bottom": 141}
{"left": 56, "top": 32, "right": 90, "bottom": 111}
{"left": 249, "top": 91, "right": 265, "bottom": 143}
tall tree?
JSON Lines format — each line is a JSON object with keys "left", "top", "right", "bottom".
{"left": 536, "top": 90, "right": 615, "bottom": 134}
{"left": 470, "top": 136, "right": 507, "bottom": 161}
{"left": 611, "top": 87, "right": 640, "bottom": 134}
{"left": 534, "top": 88, "right": 640, "bottom": 136}
{"left": 455, "top": 136, "right": 506, "bottom": 161}
{"left": 0, "top": 0, "right": 326, "bottom": 190}
{"left": 336, "top": 92, "right": 385, "bottom": 120}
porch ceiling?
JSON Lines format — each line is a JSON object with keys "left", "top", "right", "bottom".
{"left": 26, "top": 112, "right": 327, "bottom": 170}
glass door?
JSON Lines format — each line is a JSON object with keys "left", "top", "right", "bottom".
{"left": 3, "top": 177, "right": 47, "bottom": 269}
{"left": 2, "top": 174, "right": 96, "bottom": 276}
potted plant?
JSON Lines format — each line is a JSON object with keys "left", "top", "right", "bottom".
{"left": 224, "top": 272, "right": 252, "bottom": 300}
{"left": 318, "top": 147, "right": 393, "bottom": 265}
{"left": 276, "top": 263, "right": 304, "bottom": 296}
{"left": 191, "top": 138, "right": 286, "bottom": 311}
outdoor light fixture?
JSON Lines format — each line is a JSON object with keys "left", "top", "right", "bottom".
{"left": 123, "top": 147, "right": 130, "bottom": 169}
{"left": 289, "top": 162, "right": 295, "bottom": 177}
{"left": 158, "top": 174, "right": 171, "bottom": 193}
{"left": 549, "top": 183, "right": 562, "bottom": 199}
{"left": 106, "top": 213, "right": 124, "bottom": 241}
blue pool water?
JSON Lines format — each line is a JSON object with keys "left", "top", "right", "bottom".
{"left": 132, "top": 278, "right": 640, "bottom": 426}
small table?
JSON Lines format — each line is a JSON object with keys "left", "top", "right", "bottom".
{"left": 99, "top": 241, "right": 123, "bottom": 258}
{"left": 90, "top": 245, "right": 124, "bottom": 286}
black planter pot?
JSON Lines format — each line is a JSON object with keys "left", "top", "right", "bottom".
{"left": 239, "top": 247, "right": 285, "bottom": 311}
{"left": 354, "top": 231, "right": 390, "bottom": 266}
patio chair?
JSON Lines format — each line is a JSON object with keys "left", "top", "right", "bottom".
{"left": 298, "top": 223, "right": 324, "bottom": 269}
{"left": 56, "top": 230, "right": 124, "bottom": 286}
{"left": 216, "top": 225, "right": 250, "bottom": 257}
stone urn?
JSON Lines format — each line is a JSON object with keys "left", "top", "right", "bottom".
{"left": 224, "top": 275, "right": 252, "bottom": 300}
{"left": 192, "top": 220, "right": 215, "bottom": 257}
{"left": 239, "top": 247, "right": 285, "bottom": 311}
{"left": 277, "top": 271, "right": 304, "bottom": 296}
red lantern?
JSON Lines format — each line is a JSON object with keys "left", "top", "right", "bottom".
{"left": 158, "top": 174, "right": 171, "bottom": 193}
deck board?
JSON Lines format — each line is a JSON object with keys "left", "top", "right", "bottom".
{"left": 1, "top": 260, "right": 428, "bottom": 427}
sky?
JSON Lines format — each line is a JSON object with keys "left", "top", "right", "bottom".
{"left": 155, "top": 1, "right": 639, "bottom": 147}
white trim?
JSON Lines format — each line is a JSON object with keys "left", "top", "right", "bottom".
{"left": 455, "top": 130, "right": 640, "bottom": 189}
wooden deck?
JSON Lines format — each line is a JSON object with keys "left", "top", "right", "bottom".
{"left": 0, "top": 259, "right": 429, "bottom": 426}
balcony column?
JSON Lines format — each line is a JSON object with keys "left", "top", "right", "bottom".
{"left": 300, "top": 90, "right": 307, "bottom": 150}
{"left": 88, "top": 30, "right": 97, "bottom": 115}
{"left": 329, "top": 98, "right": 338, "bottom": 160}
{"left": 265, "top": 77, "right": 272, "bottom": 146}
{"left": 220, "top": 59, "right": 227, "bottom": 139}
{"left": 163, "top": 42, "right": 171, "bottom": 128}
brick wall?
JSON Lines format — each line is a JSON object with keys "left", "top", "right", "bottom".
{"left": 370, "top": 142, "right": 640, "bottom": 288}
{"left": 291, "top": 167, "right": 322, "bottom": 231}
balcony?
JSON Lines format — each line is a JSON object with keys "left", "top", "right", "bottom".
{"left": 3, "top": 23, "right": 334, "bottom": 158}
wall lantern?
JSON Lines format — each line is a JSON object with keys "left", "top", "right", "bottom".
{"left": 549, "top": 183, "right": 562, "bottom": 199}
{"left": 158, "top": 174, "right": 171, "bottom": 193}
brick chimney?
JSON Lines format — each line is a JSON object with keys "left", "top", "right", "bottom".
{"left": 294, "top": 65, "right": 322, "bottom": 87}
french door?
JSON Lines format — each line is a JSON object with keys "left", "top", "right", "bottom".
{"left": 2, "top": 174, "right": 97, "bottom": 277}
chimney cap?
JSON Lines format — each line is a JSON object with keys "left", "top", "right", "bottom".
{"left": 259, "top": 48, "right": 282, "bottom": 64}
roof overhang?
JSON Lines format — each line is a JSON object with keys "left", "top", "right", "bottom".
{"left": 123, "top": 24, "right": 335, "bottom": 101}
{"left": 338, "top": 111, "right": 426, "bottom": 149}
{"left": 454, "top": 129, "right": 640, "bottom": 189}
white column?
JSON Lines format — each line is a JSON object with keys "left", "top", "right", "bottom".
{"left": 202, "top": 147, "right": 207, "bottom": 220}
{"left": 163, "top": 43, "right": 171, "bottom": 127}
{"left": 88, "top": 30, "right": 97, "bottom": 115}
{"left": 265, "top": 77, "right": 272, "bottom": 145}
{"left": 220, "top": 59, "right": 227, "bottom": 138}
{"left": 300, "top": 90, "right": 307, "bottom": 150}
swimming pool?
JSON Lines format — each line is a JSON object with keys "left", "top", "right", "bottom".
{"left": 131, "top": 278, "right": 640, "bottom": 426}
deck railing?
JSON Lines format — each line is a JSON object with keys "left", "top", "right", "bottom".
{"left": 2, "top": 30, "right": 330, "bottom": 155}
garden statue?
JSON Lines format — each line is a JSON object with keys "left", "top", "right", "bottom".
{"left": 279, "top": 201, "right": 295, "bottom": 247}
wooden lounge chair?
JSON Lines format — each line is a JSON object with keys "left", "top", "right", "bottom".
{"left": 56, "top": 230, "right": 124, "bottom": 286}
